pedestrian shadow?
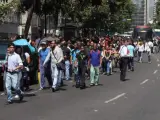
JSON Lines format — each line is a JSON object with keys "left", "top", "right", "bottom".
{"left": 23, "top": 93, "right": 36, "bottom": 97}
{"left": 87, "top": 84, "right": 103, "bottom": 88}
{"left": 13, "top": 100, "right": 28, "bottom": 104}
{"left": 5, "top": 100, "right": 28, "bottom": 105}
{"left": 59, "top": 88, "right": 67, "bottom": 91}
{"left": 123, "top": 79, "right": 130, "bottom": 82}
{"left": 62, "top": 84, "right": 68, "bottom": 87}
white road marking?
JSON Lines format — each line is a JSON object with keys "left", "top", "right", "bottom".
{"left": 104, "top": 93, "right": 126, "bottom": 104}
{"left": 153, "top": 70, "right": 158, "bottom": 74}
{"left": 157, "top": 59, "right": 159, "bottom": 62}
{"left": 140, "top": 79, "right": 149, "bottom": 85}
{"left": 158, "top": 64, "right": 160, "bottom": 67}
{"left": 94, "top": 110, "right": 98, "bottom": 112}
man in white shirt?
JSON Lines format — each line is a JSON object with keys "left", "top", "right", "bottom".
{"left": 43, "top": 40, "right": 64, "bottom": 92}
{"left": 6, "top": 43, "right": 24, "bottom": 104}
{"left": 119, "top": 40, "right": 129, "bottom": 81}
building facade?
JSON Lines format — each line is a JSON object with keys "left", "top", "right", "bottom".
{"left": 0, "top": 0, "right": 79, "bottom": 39}
{"left": 132, "top": 0, "right": 145, "bottom": 28}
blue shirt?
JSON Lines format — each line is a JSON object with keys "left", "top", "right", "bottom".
{"left": 39, "top": 48, "right": 50, "bottom": 63}
{"left": 90, "top": 50, "right": 101, "bottom": 67}
{"left": 127, "top": 45, "right": 135, "bottom": 57}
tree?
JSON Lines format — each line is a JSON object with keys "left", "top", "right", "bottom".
{"left": 69, "top": 0, "right": 135, "bottom": 34}
{"left": 155, "top": 0, "right": 160, "bottom": 28}
{"left": 19, "top": 0, "right": 42, "bottom": 38}
{"left": 0, "top": 0, "right": 20, "bottom": 23}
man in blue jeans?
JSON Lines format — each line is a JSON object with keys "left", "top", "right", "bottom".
{"left": 62, "top": 42, "right": 71, "bottom": 81}
{"left": 5, "top": 43, "right": 24, "bottom": 104}
{"left": 127, "top": 40, "right": 135, "bottom": 71}
{"left": 39, "top": 42, "right": 51, "bottom": 90}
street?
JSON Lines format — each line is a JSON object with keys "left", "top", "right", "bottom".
{"left": 0, "top": 54, "right": 160, "bottom": 120}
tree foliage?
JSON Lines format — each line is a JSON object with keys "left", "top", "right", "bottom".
{"left": 0, "top": 0, "right": 135, "bottom": 37}
{"left": 0, "top": 0, "right": 20, "bottom": 23}
{"left": 155, "top": 0, "right": 160, "bottom": 28}
{"left": 65, "top": 0, "right": 135, "bottom": 33}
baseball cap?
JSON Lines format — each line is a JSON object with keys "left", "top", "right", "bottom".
{"left": 41, "top": 42, "right": 47, "bottom": 45}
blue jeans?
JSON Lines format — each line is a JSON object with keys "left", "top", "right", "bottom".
{"left": 106, "top": 60, "right": 111, "bottom": 74}
{"left": 5, "top": 72, "right": 21, "bottom": 101}
{"left": 40, "top": 64, "right": 45, "bottom": 88}
{"left": 65, "top": 60, "right": 70, "bottom": 80}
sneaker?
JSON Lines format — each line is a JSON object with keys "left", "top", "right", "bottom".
{"left": 75, "top": 84, "right": 80, "bottom": 88}
{"left": 90, "top": 84, "right": 95, "bottom": 86}
{"left": 14, "top": 95, "right": 19, "bottom": 99}
{"left": 95, "top": 83, "right": 99, "bottom": 86}
{"left": 7, "top": 100, "right": 13, "bottom": 104}
{"left": 19, "top": 95, "right": 24, "bottom": 102}
{"left": 39, "top": 88, "right": 44, "bottom": 90}
{"left": 52, "top": 88, "right": 57, "bottom": 92}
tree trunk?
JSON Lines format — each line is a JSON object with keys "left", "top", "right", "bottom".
{"left": 24, "top": 4, "right": 34, "bottom": 39}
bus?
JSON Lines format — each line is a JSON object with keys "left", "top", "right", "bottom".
{"left": 153, "top": 29, "right": 160, "bottom": 37}
{"left": 132, "top": 26, "right": 153, "bottom": 41}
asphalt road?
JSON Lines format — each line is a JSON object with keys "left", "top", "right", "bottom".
{"left": 0, "top": 54, "right": 160, "bottom": 120}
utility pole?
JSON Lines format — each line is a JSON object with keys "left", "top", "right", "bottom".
{"left": 44, "top": 0, "right": 47, "bottom": 37}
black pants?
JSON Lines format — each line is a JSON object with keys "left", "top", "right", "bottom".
{"left": 128, "top": 57, "right": 134, "bottom": 71}
{"left": 102, "top": 58, "right": 106, "bottom": 72}
{"left": 119, "top": 57, "right": 128, "bottom": 81}
{"left": 20, "top": 72, "right": 29, "bottom": 91}
{"left": 78, "top": 65, "right": 87, "bottom": 87}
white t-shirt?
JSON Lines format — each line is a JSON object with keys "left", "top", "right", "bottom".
{"left": 119, "top": 45, "right": 128, "bottom": 57}
{"left": 145, "top": 41, "right": 153, "bottom": 52}
{"left": 148, "top": 41, "right": 153, "bottom": 47}
{"left": 25, "top": 52, "right": 30, "bottom": 59}
{"left": 137, "top": 45, "right": 144, "bottom": 52}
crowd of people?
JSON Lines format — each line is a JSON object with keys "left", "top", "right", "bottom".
{"left": 2, "top": 35, "right": 156, "bottom": 104}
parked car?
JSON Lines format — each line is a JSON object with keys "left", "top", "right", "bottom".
{"left": 0, "top": 41, "right": 9, "bottom": 76}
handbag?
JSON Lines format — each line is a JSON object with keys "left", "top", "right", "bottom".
{"left": 52, "top": 51, "right": 65, "bottom": 70}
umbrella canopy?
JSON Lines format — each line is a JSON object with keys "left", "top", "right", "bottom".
{"left": 13, "top": 39, "right": 36, "bottom": 53}
{"left": 13, "top": 39, "right": 29, "bottom": 46}
{"left": 41, "top": 36, "right": 59, "bottom": 42}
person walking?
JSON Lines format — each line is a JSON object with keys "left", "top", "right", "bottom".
{"left": 61, "top": 42, "right": 71, "bottom": 81}
{"left": 39, "top": 42, "right": 51, "bottom": 90}
{"left": 5, "top": 43, "right": 24, "bottom": 104}
{"left": 89, "top": 43, "right": 102, "bottom": 86}
{"left": 43, "top": 40, "right": 64, "bottom": 92}
{"left": 119, "top": 40, "right": 129, "bottom": 81}
{"left": 145, "top": 40, "right": 153, "bottom": 63}
{"left": 127, "top": 40, "right": 135, "bottom": 71}
{"left": 137, "top": 42, "right": 144, "bottom": 63}
{"left": 76, "top": 45, "right": 88, "bottom": 89}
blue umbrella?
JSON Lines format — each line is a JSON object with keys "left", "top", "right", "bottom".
{"left": 28, "top": 44, "right": 36, "bottom": 53}
{"left": 13, "top": 39, "right": 29, "bottom": 46}
{"left": 13, "top": 39, "right": 36, "bottom": 53}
